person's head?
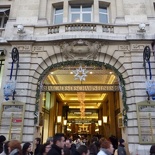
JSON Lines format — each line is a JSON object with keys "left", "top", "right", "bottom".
{"left": 0, "top": 135, "right": 6, "bottom": 143}
{"left": 99, "top": 138, "right": 114, "bottom": 154}
{"left": 8, "top": 140, "right": 22, "bottom": 155}
{"left": 65, "top": 139, "right": 72, "bottom": 149}
{"left": 35, "top": 138, "right": 41, "bottom": 145}
{"left": 3, "top": 141, "right": 10, "bottom": 155}
{"left": 118, "top": 138, "right": 125, "bottom": 146}
{"left": 150, "top": 145, "right": 155, "bottom": 155}
{"left": 39, "top": 142, "right": 51, "bottom": 154}
{"left": 77, "top": 145, "right": 89, "bottom": 155}
{"left": 46, "top": 137, "right": 53, "bottom": 146}
{"left": 22, "top": 142, "right": 32, "bottom": 155}
{"left": 53, "top": 133, "right": 65, "bottom": 149}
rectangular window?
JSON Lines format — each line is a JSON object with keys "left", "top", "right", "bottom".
{"left": 0, "top": 60, "right": 4, "bottom": 88}
{"left": 53, "top": 8, "right": 63, "bottom": 24}
{"left": 70, "top": 5, "right": 92, "bottom": 22}
{"left": 99, "top": 7, "right": 108, "bottom": 23}
{"left": 0, "top": 8, "right": 10, "bottom": 28}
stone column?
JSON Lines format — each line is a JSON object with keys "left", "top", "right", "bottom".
{"left": 57, "top": 102, "right": 63, "bottom": 133}
{"left": 63, "top": 0, "right": 69, "bottom": 23}
{"left": 93, "top": 0, "right": 99, "bottom": 22}
{"left": 108, "top": 92, "right": 116, "bottom": 136}
{"left": 48, "top": 92, "right": 56, "bottom": 136}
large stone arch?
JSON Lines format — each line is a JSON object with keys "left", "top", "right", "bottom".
{"left": 32, "top": 51, "right": 130, "bottom": 127}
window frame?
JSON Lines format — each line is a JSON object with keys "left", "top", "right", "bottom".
{"left": 0, "top": 8, "right": 10, "bottom": 28}
{"left": 53, "top": 7, "right": 63, "bottom": 25}
{"left": 99, "top": 6, "right": 109, "bottom": 24}
{"left": 69, "top": 4, "right": 93, "bottom": 23}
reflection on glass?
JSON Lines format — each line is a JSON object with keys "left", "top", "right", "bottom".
{"left": 99, "top": 7, "right": 108, "bottom": 23}
{"left": 83, "top": 14, "right": 91, "bottom": 22}
{"left": 72, "top": 14, "right": 80, "bottom": 22}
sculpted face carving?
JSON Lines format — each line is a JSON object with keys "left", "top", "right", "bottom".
{"left": 61, "top": 40, "right": 101, "bottom": 60}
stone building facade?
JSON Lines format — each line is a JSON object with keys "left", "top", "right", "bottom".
{"left": 0, "top": 0, "right": 155, "bottom": 155}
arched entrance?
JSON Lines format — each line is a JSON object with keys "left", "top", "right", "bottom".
{"left": 34, "top": 60, "right": 128, "bottom": 143}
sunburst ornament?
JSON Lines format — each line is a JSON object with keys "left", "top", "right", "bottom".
{"left": 73, "top": 66, "right": 88, "bottom": 81}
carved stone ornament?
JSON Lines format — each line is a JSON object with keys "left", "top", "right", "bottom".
{"left": 60, "top": 40, "right": 101, "bottom": 60}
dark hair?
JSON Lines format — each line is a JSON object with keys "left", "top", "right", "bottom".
{"left": 39, "top": 142, "right": 50, "bottom": 154}
{"left": 35, "top": 138, "right": 41, "bottom": 145}
{"left": 0, "top": 135, "right": 6, "bottom": 143}
{"left": 150, "top": 145, "right": 155, "bottom": 155}
{"left": 53, "top": 133, "right": 65, "bottom": 145}
{"left": 22, "top": 142, "right": 31, "bottom": 155}
{"left": 77, "top": 145, "right": 88, "bottom": 155}
{"left": 3, "top": 141, "right": 10, "bottom": 155}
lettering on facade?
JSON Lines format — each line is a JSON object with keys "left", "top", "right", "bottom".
{"left": 33, "top": 46, "right": 44, "bottom": 52}
{"left": 16, "top": 45, "right": 31, "bottom": 51}
{"left": 131, "top": 44, "right": 149, "bottom": 51}
{"left": 42, "top": 84, "right": 120, "bottom": 92}
{"left": 119, "top": 45, "right": 129, "bottom": 51}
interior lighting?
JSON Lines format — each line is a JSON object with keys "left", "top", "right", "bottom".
{"left": 57, "top": 116, "right": 62, "bottom": 123}
{"left": 98, "top": 120, "right": 102, "bottom": 126}
{"left": 103, "top": 116, "right": 108, "bottom": 123}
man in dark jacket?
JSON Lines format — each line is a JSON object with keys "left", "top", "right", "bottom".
{"left": 63, "top": 139, "right": 76, "bottom": 155}
{"left": 47, "top": 133, "right": 65, "bottom": 155}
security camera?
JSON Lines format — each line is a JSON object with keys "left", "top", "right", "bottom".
{"left": 139, "top": 23, "right": 146, "bottom": 31}
{"left": 17, "top": 24, "right": 24, "bottom": 33}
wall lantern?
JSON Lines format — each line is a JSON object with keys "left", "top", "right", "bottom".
{"left": 98, "top": 120, "right": 102, "bottom": 126}
{"left": 57, "top": 116, "right": 62, "bottom": 123}
{"left": 63, "top": 119, "right": 67, "bottom": 126}
{"left": 103, "top": 116, "right": 108, "bottom": 123}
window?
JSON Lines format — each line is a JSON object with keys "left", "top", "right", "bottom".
{"left": 53, "top": 7, "right": 63, "bottom": 24}
{"left": 70, "top": 5, "right": 92, "bottom": 22}
{"left": 0, "top": 8, "right": 10, "bottom": 28}
{"left": 99, "top": 7, "right": 108, "bottom": 23}
{"left": 0, "top": 60, "right": 4, "bottom": 88}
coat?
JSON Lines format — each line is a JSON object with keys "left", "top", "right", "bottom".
{"left": 47, "top": 144, "right": 62, "bottom": 155}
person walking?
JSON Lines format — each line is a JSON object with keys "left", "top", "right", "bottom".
{"left": 116, "top": 139, "right": 126, "bottom": 155}
{"left": 47, "top": 133, "right": 65, "bottom": 155}
{"left": 22, "top": 142, "right": 32, "bottom": 155}
{"left": 97, "top": 138, "right": 114, "bottom": 155}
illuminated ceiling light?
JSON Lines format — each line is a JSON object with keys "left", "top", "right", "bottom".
{"left": 50, "top": 72, "right": 53, "bottom": 74}
{"left": 90, "top": 71, "right": 93, "bottom": 74}
{"left": 57, "top": 116, "right": 62, "bottom": 123}
{"left": 98, "top": 120, "right": 102, "bottom": 126}
{"left": 63, "top": 120, "right": 67, "bottom": 126}
{"left": 73, "top": 66, "right": 88, "bottom": 81}
{"left": 109, "top": 72, "right": 113, "bottom": 74}
{"left": 103, "top": 116, "right": 108, "bottom": 123}
{"left": 70, "top": 71, "right": 73, "bottom": 74}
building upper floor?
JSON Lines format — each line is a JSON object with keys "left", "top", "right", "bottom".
{"left": 0, "top": 0, "right": 155, "bottom": 41}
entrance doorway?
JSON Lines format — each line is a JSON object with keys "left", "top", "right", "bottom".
{"left": 39, "top": 63, "right": 122, "bottom": 143}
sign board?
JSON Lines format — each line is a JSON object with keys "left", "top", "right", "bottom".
{"left": 136, "top": 101, "right": 155, "bottom": 144}
{"left": 0, "top": 101, "right": 25, "bottom": 141}
{"left": 42, "top": 84, "right": 120, "bottom": 92}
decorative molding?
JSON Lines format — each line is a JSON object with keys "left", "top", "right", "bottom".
{"left": 33, "top": 46, "right": 44, "bottom": 52}
{"left": 16, "top": 45, "right": 31, "bottom": 51}
{"left": 131, "top": 44, "right": 150, "bottom": 51}
{"left": 119, "top": 45, "right": 129, "bottom": 51}
{"left": 60, "top": 40, "right": 102, "bottom": 60}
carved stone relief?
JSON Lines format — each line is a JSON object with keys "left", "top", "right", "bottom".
{"left": 60, "top": 40, "right": 102, "bottom": 60}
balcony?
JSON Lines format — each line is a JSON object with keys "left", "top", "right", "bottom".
{"left": 48, "top": 23, "right": 116, "bottom": 34}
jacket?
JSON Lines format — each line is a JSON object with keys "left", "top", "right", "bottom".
{"left": 47, "top": 144, "right": 62, "bottom": 155}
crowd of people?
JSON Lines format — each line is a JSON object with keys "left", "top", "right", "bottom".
{"left": 0, "top": 133, "right": 153, "bottom": 155}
